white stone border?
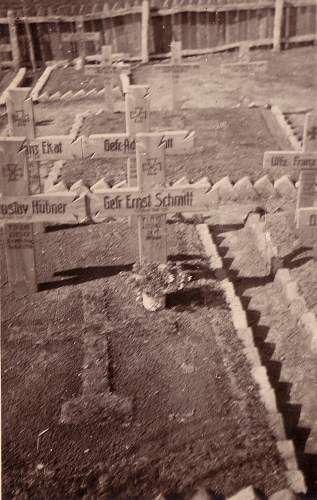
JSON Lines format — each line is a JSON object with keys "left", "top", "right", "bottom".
{"left": 34, "top": 62, "right": 130, "bottom": 104}
{"left": 197, "top": 223, "right": 307, "bottom": 495}
{"left": 246, "top": 213, "right": 317, "bottom": 355}
{"left": 0, "top": 67, "right": 27, "bottom": 106}
{"left": 271, "top": 105, "right": 302, "bottom": 151}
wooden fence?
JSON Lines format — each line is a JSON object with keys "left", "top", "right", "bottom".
{"left": 0, "top": 0, "right": 316, "bottom": 68}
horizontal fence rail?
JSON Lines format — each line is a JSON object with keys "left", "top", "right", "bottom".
{"left": 0, "top": 0, "right": 316, "bottom": 69}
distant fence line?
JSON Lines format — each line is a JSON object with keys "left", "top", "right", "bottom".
{"left": 0, "top": 0, "right": 316, "bottom": 69}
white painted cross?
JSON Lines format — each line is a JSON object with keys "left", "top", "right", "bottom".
{"left": 155, "top": 41, "right": 199, "bottom": 111}
{"left": 296, "top": 111, "right": 317, "bottom": 250}
{"left": 222, "top": 42, "right": 267, "bottom": 104}
{"left": 263, "top": 110, "right": 317, "bottom": 251}
{"left": 90, "top": 132, "right": 211, "bottom": 264}
{"left": 84, "top": 45, "right": 114, "bottom": 113}
{"left": 0, "top": 137, "right": 86, "bottom": 296}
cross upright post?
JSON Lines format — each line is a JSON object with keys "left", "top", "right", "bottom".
{"left": 0, "top": 138, "right": 37, "bottom": 296}
{"left": 101, "top": 45, "right": 114, "bottom": 113}
{"left": 155, "top": 40, "right": 199, "bottom": 111}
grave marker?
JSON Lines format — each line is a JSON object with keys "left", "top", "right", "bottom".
{"left": 221, "top": 42, "right": 267, "bottom": 104}
{"left": 264, "top": 109, "right": 317, "bottom": 251}
{"left": 155, "top": 41, "right": 199, "bottom": 111}
{"left": 0, "top": 137, "right": 37, "bottom": 296}
{"left": 61, "top": 25, "right": 102, "bottom": 66}
{"left": 6, "top": 88, "right": 35, "bottom": 139}
{"left": 90, "top": 131, "right": 211, "bottom": 264}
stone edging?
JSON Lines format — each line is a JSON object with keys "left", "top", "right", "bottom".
{"left": 271, "top": 105, "right": 302, "bottom": 151}
{"left": 33, "top": 62, "right": 130, "bottom": 104}
{"left": 30, "top": 64, "right": 57, "bottom": 102}
{"left": 196, "top": 223, "right": 307, "bottom": 495}
{"left": 0, "top": 67, "right": 27, "bottom": 106}
{"left": 246, "top": 213, "right": 317, "bottom": 354}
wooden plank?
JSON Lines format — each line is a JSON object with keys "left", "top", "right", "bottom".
{"left": 125, "top": 85, "right": 151, "bottom": 137}
{"left": 296, "top": 112, "right": 317, "bottom": 212}
{"left": 137, "top": 132, "right": 166, "bottom": 264}
{"left": 141, "top": 0, "right": 150, "bottom": 62}
{"left": 263, "top": 151, "right": 317, "bottom": 170}
{"left": 181, "top": 11, "right": 190, "bottom": 50}
{"left": 258, "top": 7, "right": 268, "bottom": 40}
{"left": 273, "top": 0, "right": 284, "bottom": 50}
{"left": 101, "top": 45, "right": 113, "bottom": 112}
{"left": 207, "top": 12, "right": 217, "bottom": 48}
{"left": 197, "top": 11, "right": 208, "bottom": 49}
{"left": 0, "top": 138, "right": 37, "bottom": 296}
{"left": 6, "top": 88, "right": 35, "bottom": 139}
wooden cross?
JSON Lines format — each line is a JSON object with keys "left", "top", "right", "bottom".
{"left": 263, "top": 110, "right": 317, "bottom": 253}
{"left": 61, "top": 18, "right": 102, "bottom": 66}
{"left": 155, "top": 41, "right": 199, "bottom": 111}
{"left": 0, "top": 137, "right": 86, "bottom": 296}
{"left": 222, "top": 42, "right": 267, "bottom": 104}
{"left": 90, "top": 132, "right": 210, "bottom": 264}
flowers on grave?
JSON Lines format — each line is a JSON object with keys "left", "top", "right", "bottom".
{"left": 132, "top": 261, "right": 192, "bottom": 299}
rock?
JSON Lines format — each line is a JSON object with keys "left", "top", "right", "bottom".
{"left": 254, "top": 175, "right": 274, "bottom": 198}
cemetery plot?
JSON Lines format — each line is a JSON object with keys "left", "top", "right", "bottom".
{"left": 73, "top": 107, "right": 281, "bottom": 188}
{"left": 1, "top": 219, "right": 288, "bottom": 499}
{"left": 134, "top": 46, "right": 316, "bottom": 112}
{"left": 41, "top": 65, "right": 124, "bottom": 97}
{"left": 212, "top": 218, "right": 317, "bottom": 477}
{"left": 266, "top": 210, "right": 317, "bottom": 317}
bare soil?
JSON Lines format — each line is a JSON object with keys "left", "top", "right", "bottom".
{"left": 1, "top": 221, "right": 288, "bottom": 499}
{"left": 266, "top": 210, "right": 317, "bottom": 317}
{"left": 43, "top": 66, "right": 123, "bottom": 96}
{"left": 68, "top": 106, "right": 281, "bottom": 187}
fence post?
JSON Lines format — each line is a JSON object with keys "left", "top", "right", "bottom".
{"left": 141, "top": 0, "right": 150, "bottom": 63}
{"left": 273, "top": 0, "right": 284, "bottom": 51}
{"left": 7, "top": 10, "right": 20, "bottom": 70}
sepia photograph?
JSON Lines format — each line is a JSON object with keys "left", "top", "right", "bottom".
{"left": 0, "top": 0, "right": 316, "bottom": 498}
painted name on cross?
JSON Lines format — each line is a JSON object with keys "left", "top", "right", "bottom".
{"left": 264, "top": 152, "right": 317, "bottom": 169}
{"left": 0, "top": 194, "right": 82, "bottom": 223}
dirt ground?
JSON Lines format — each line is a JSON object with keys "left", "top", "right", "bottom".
{"left": 212, "top": 218, "right": 317, "bottom": 491}
{"left": 2, "top": 45, "right": 317, "bottom": 499}
{"left": 2, "top": 222, "right": 288, "bottom": 499}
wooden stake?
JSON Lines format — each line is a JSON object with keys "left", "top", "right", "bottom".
{"left": 101, "top": 45, "right": 113, "bottom": 113}
{"left": 141, "top": 0, "right": 150, "bottom": 63}
{"left": 0, "top": 138, "right": 37, "bottom": 296}
{"left": 125, "top": 85, "right": 150, "bottom": 137}
{"left": 136, "top": 133, "right": 167, "bottom": 264}
{"left": 7, "top": 10, "right": 20, "bottom": 70}
{"left": 273, "top": 0, "right": 284, "bottom": 52}
{"left": 21, "top": 1, "right": 37, "bottom": 71}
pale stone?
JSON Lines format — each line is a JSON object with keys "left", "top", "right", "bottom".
{"left": 61, "top": 90, "right": 74, "bottom": 100}
{"left": 70, "top": 180, "right": 89, "bottom": 195}
{"left": 269, "top": 489, "right": 297, "bottom": 500}
{"left": 49, "top": 91, "right": 61, "bottom": 101}
{"left": 90, "top": 178, "right": 111, "bottom": 192}
{"left": 232, "top": 176, "right": 257, "bottom": 201}
{"left": 172, "top": 176, "right": 190, "bottom": 186}
{"left": 274, "top": 175, "right": 296, "bottom": 199}
{"left": 47, "top": 180, "right": 68, "bottom": 192}
{"left": 38, "top": 92, "right": 49, "bottom": 103}
{"left": 73, "top": 89, "right": 85, "bottom": 99}
{"left": 251, "top": 366, "right": 270, "bottom": 391}
{"left": 211, "top": 176, "right": 234, "bottom": 202}
{"left": 228, "top": 486, "right": 261, "bottom": 500}
{"left": 285, "top": 470, "right": 307, "bottom": 494}
{"left": 254, "top": 175, "right": 274, "bottom": 198}
{"left": 277, "top": 441, "right": 298, "bottom": 470}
